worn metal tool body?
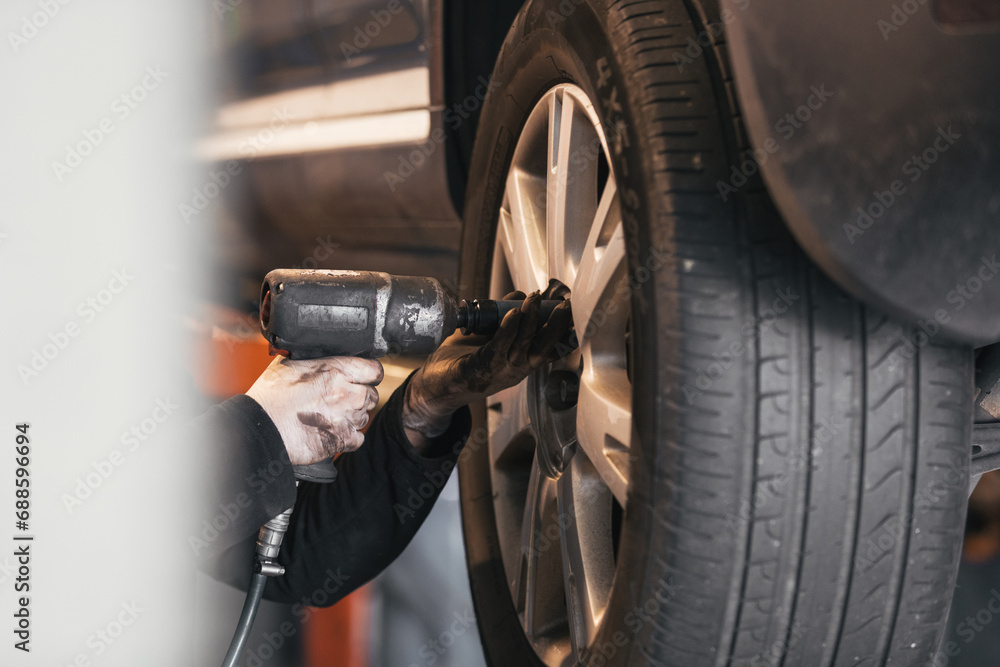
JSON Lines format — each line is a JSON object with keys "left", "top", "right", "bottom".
{"left": 259, "top": 269, "right": 560, "bottom": 359}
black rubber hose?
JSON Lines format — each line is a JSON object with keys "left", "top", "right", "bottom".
{"left": 220, "top": 569, "right": 268, "bottom": 667}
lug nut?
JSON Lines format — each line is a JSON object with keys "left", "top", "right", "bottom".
{"left": 544, "top": 370, "right": 579, "bottom": 411}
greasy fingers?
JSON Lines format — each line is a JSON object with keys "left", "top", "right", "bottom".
{"left": 338, "top": 382, "right": 377, "bottom": 411}
{"left": 342, "top": 426, "right": 366, "bottom": 452}
{"left": 350, "top": 407, "right": 370, "bottom": 432}
{"left": 528, "top": 299, "right": 574, "bottom": 367}
{"left": 508, "top": 292, "right": 541, "bottom": 367}
{"left": 489, "top": 307, "right": 522, "bottom": 360}
{"left": 401, "top": 290, "right": 573, "bottom": 441}
{"left": 364, "top": 384, "right": 379, "bottom": 411}
{"left": 333, "top": 356, "right": 384, "bottom": 385}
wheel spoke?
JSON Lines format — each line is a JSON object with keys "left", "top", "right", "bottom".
{"left": 513, "top": 455, "right": 568, "bottom": 641}
{"left": 575, "top": 365, "right": 631, "bottom": 505}
{"left": 571, "top": 217, "right": 626, "bottom": 338}
{"left": 500, "top": 169, "right": 549, "bottom": 293}
{"left": 588, "top": 176, "right": 620, "bottom": 256}
{"left": 546, "top": 90, "right": 600, "bottom": 288}
{"left": 488, "top": 381, "right": 536, "bottom": 605}
{"left": 557, "top": 452, "right": 615, "bottom": 657}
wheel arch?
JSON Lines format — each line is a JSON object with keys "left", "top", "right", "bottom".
{"left": 441, "top": 0, "right": 528, "bottom": 215}
{"left": 723, "top": 0, "right": 1000, "bottom": 346}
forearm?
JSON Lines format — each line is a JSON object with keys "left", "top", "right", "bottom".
{"left": 212, "top": 375, "right": 471, "bottom": 604}
{"left": 404, "top": 417, "right": 456, "bottom": 457}
{"left": 189, "top": 395, "right": 298, "bottom": 563}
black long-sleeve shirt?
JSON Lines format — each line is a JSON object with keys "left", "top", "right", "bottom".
{"left": 192, "top": 375, "right": 471, "bottom": 607}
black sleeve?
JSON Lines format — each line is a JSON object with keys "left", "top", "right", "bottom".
{"left": 190, "top": 394, "right": 298, "bottom": 562}
{"left": 202, "top": 373, "right": 472, "bottom": 607}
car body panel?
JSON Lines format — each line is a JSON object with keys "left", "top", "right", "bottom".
{"left": 206, "top": 0, "right": 461, "bottom": 289}
{"left": 723, "top": 0, "right": 1000, "bottom": 345}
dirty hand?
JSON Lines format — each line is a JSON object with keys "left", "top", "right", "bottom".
{"left": 402, "top": 290, "right": 574, "bottom": 439}
{"left": 246, "top": 356, "right": 383, "bottom": 465}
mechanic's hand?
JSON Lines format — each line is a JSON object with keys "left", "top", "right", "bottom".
{"left": 246, "top": 356, "right": 383, "bottom": 465}
{"left": 402, "top": 290, "right": 574, "bottom": 439}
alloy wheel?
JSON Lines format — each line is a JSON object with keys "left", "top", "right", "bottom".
{"left": 486, "top": 83, "right": 632, "bottom": 666}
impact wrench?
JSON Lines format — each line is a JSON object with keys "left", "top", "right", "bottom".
{"left": 220, "top": 269, "right": 561, "bottom": 667}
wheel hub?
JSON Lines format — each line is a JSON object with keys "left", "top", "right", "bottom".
{"left": 544, "top": 370, "right": 579, "bottom": 411}
{"left": 528, "top": 361, "right": 580, "bottom": 478}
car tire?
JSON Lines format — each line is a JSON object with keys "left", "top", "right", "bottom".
{"left": 457, "top": 1, "right": 975, "bottom": 665}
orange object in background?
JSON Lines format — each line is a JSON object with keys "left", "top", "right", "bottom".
{"left": 191, "top": 304, "right": 372, "bottom": 667}
{"left": 190, "top": 306, "right": 273, "bottom": 397}
{"left": 304, "top": 586, "right": 372, "bottom": 667}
